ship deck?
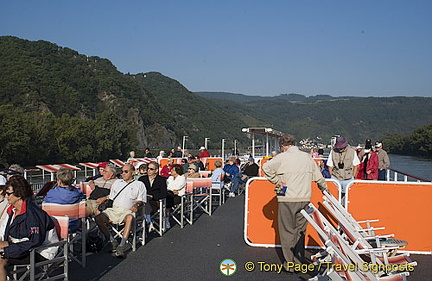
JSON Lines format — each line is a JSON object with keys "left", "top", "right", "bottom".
{"left": 69, "top": 194, "right": 431, "bottom": 281}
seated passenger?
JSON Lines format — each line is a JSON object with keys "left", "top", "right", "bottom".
{"left": 166, "top": 164, "right": 186, "bottom": 229}
{"left": 0, "top": 176, "right": 59, "bottom": 280}
{"left": 138, "top": 161, "right": 167, "bottom": 232}
{"left": 195, "top": 156, "right": 205, "bottom": 171}
{"left": 0, "top": 185, "right": 9, "bottom": 239}
{"left": 137, "top": 163, "right": 148, "bottom": 177}
{"left": 186, "top": 164, "right": 200, "bottom": 178}
{"left": 156, "top": 150, "right": 166, "bottom": 163}
{"left": 199, "top": 147, "right": 210, "bottom": 158}
{"left": 1, "top": 164, "right": 24, "bottom": 183}
{"left": 44, "top": 168, "right": 85, "bottom": 231}
{"left": 144, "top": 148, "right": 153, "bottom": 158}
{"left": 86, "top": 164, "right": 117, "bottom": 217}
{"left": 94, "top": 164, "right": 146, "bottom": 258}
{"left": 127, "top": 151, "right": 137, "bottom": 163}
{"left": 183, "top": 155, "right": 195, "bottom": 174}
{"left": 85, "top": 162, "right": 108, "bottom": 182}
{"left": 160, "top": 158, "right": 173, "bottom": 178}
{"left": 211, "top": 160, "right": 225, "bottom": 188}
{"left": 239, "top": 157, "right": 259, "bottom": 179}
{"left": 230, "top": 157, "right": 259, "bottom": 197}
{"left": 183, "top": 149, "right": 192, "bottom": 160}
{"left": 172, "top": 147, "right": 183, "bottom": 158}
{"left": 223, "top": 157, "right": 240, "bottom": 197}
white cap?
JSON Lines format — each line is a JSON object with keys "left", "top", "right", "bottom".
{"left": 199, "top": 146, "right": 205, "bottom": 150}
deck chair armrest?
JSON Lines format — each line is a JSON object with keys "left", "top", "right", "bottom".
{"left": 357, "top": 219, "right": 380, "bottom": 224}
{"left": 363, "top": 234, "right": 394, "bottom": 240}
{"left": 365, "top": 245, "right": 400, "bottom": 253}
{"left": 27, "top": 239, "right": 68, "bottom": 255}
{"left": 29, "top": 241, "right": 68, "bottom": 254}
{"left": 35, "top": 240, "right": 68, "bottom": 250}
{"left": 357, "top": 226, "right": 386, "bottom": 232}
{"left": 355, "top": 246, "right": 399, "bottom": 255}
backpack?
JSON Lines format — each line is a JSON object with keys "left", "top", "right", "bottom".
{"left": 86, "top": 229, "right": 104, "bottom": 253}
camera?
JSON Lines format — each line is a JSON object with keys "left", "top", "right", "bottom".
{"left": 338, "top": 162, "right": 344, "bottom": 169}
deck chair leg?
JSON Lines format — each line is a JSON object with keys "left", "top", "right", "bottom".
{"left": 30, "top": 251, "right": 35, "bottom": 281}
{"left": 209, "top": 188, "right": 212, "bottom": 216}
{"left": 132, "top": 217, "right": 137, "bottom": 252}
{"left": 188, "top": 196, "right": 192, "bottom": 225}
{"left": 180, "top": 198, "right": 184, "bottom": 228}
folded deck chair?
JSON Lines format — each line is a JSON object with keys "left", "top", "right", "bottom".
{"left": 301, "top": 203, "right": 415, "bottom": 280}
{"left": 322, "top": 190, "right": 408, "bottom": 253}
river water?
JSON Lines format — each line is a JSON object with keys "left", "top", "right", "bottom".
{"left": 389, "top": 154, "right": 432, "bottom": 181}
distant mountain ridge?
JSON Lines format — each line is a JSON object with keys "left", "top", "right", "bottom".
{"left": 195, "top": 92, "right": 335, "bottom": 102}
{"left": 1, "top": 35, "right": 431, "bottom": 166}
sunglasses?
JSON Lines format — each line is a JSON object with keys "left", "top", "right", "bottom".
{"left": 121, "top": 170, "right": 130, "bottom": 174}
{"left": 5, "top": 191, "right": 14, "bottom": 196}
{"left": 147, "top": 167, "right": 156, "bottom": 171}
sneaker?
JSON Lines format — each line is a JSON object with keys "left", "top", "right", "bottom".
{"left": 148, "top": 222, "right": 156, "bottom": 233}
{"left": 108, "top": 239, "right": 118, "bottom": 253}
{"left": 223, "top": 182, "right": 232, "bottom": 192}
{"left": 114, "top": 243, "right": 131, "bottom": 258}
{"left": 229, "top": 192, "right": 235, "bottom": 198}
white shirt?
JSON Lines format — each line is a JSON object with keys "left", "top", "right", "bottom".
{"left": 327, "top": 149, "right": 360, "bottom": 167}
{"left": 167, "top": 175, "right": 186, "bottom": 196}
{"left": 0, "top": 175, "right": 6, "bottom": 185}
{"left": 109, "top": 179, "right": 147, "bottom": 209}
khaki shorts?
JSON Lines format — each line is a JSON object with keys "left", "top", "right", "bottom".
{"left": 103, "top": 206, "right": 133, "bottom": 224}
{"left": 86, "top": 199, "right": 99, "bottom": 215}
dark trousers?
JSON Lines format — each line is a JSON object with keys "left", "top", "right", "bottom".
{"left": 378, "top": 169, "right": 387, "bottom": 181}
{"left": 278, "top": 201, "right": 309, "bottom": 265}
{"left": 166, "top": 191, "right": 181, "bottom": 208}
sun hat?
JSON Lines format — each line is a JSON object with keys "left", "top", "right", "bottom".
{"left": 188, "top": 164, "right": 197, "bottom": 171}
{"left": 98, "top": 162, "right": 109, "bottom": 169}
{"left": 334, "top": 136, "right": 348, "bottom": 149}
{"left": 1, "top": 169, "right": 21, "bottom": 175}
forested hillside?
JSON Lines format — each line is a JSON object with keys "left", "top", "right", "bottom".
{"left": 0, "top": 36, "right": 250, "bottom": 166}
{"left": 197, "top": 92, "right": 432, "bottom": 145}
{"left": 384, "top": 125, "right": 432, "bottom": 157}
{"left": 1, "top": 36, "right": 431, "bottom": 166}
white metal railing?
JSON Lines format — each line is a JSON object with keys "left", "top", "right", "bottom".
{"left": 387, "top": 168, "right": 430, "bottom": 182}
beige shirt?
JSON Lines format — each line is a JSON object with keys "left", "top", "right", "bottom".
{"left": 263, "top": 146, "right": 327, "bottom": 202}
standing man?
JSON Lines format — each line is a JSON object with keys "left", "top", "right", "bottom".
{"left": 263, "top": 134, "right": 328, "bottom": 272}
{"left": 327, "top": 136, "right": 360, "bottom": 200}
{"left": 375, "top": 141, "right": 390, "bottom": 181}
{"left": 95, "top": 163, "right": 146, "bottom": 258}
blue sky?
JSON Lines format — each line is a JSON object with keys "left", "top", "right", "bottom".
{"left": 1, "top": 1, "right": 431, "bottom": 97}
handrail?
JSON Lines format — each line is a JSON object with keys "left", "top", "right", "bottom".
{"left": 386, "top": 168, "right": 430, "bottom": 182}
